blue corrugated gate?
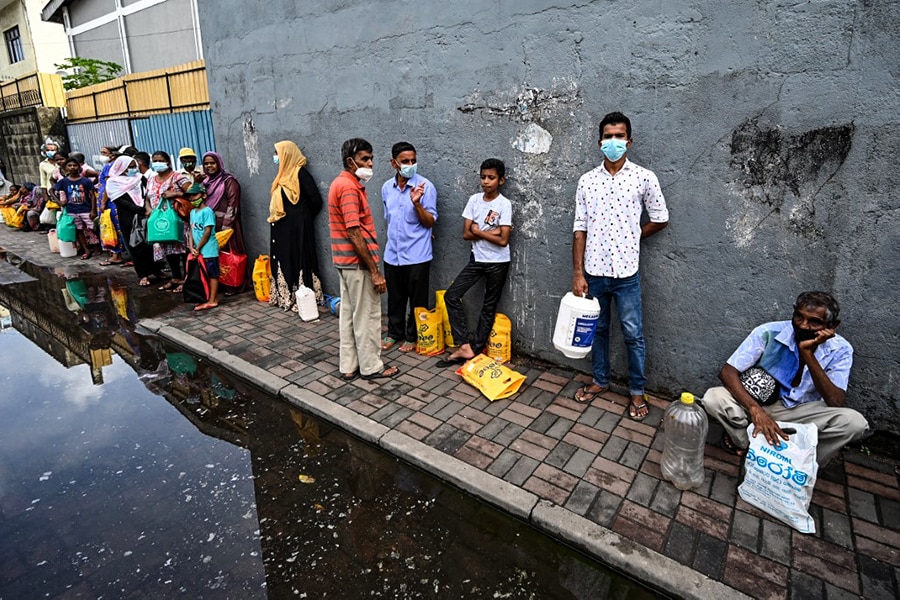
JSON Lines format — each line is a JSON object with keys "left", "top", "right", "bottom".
{"left": 66, "top": 119, "right": 132, "bottom": 170}
{"left": 129, "top": 110, "right": 216, "bottom": 168}
{"left": 66, "top": 110, "right": 216, "bottom": 171}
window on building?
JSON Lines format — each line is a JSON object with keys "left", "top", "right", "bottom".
{"left": 4, "top": 26, "right": 24, "bottom": 64}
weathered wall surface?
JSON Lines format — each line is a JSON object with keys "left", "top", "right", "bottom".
{"left": 198, "top": 1, "right": 900, "bottom": 433}
{"left": 0, "top": 107, "right": 66, "bottom": 185}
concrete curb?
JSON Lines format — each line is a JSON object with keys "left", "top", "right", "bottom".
{"left": 379, "top": 429, "right": 539, "bottom": 522}
{"left": 280, "top": 384, "right": 389, "bottom": 444}
{"left": 531, "top": 501, "right": 752, "bottom": 600}
{"left": 136, "top": 317, "right": 163, "bottom": 335}
{"left": 150, "top": 324, "right": 748, "bottom": 599}
{"left": 206, "top": 349, "right": 290, "bottom": 396}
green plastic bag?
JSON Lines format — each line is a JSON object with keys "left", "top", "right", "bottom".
{"left": 147, "top": 199, "right": 183, "bottom": 244}
{"left": 56, "top": 208, "right": 77, "bottom": 242}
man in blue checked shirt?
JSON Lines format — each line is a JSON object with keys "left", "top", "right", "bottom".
{"left": 380, "top": 142, "right": 438, "bottom": 353}
{"left": 702, "top": 291, "right": 869, "bottom": 466}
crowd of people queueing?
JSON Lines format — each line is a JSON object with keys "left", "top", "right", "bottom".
{"left": 1, "top": 139, "right": 325, "bottom": 316}
{"left": 0, "top": 142, "right": 249, "bottom": 310}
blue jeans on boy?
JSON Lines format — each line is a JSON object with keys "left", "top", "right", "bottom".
{"left": 586, "top": 272, "right": 646, "bottom": 396}
{"left": 445, "top": 255, "right": 510, "bottom": 354}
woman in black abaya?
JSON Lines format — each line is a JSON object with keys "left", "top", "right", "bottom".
{"left": 268, "top": 141, "right": 323, "bottom": 311}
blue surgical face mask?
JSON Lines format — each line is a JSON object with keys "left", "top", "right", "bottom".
{"left": 273, "top": 155, "right": 280, "bottom": 165}
{"left": 127, "top": 167, "right": 139, "bottom": 177}
{"left": 398, "top": 163, "right": 417, "bottom": 179}
{"left": 151, "top": 162, "right": 168, "bottom": 173}
{"left": 600, "top": 138, "right": 628, "bottom": 162}
{"left": 45, "top": 150, "right": 56, "bottom": 158}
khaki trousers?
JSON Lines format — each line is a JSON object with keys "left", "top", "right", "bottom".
{"left": 338, "top": 268, "right": 384, "bottom": 377}
{"left": 701, "top": 386, "right": 869, "bottom": 466}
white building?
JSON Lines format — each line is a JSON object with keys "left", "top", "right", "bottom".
{"left": 0, "top": 0, "right": 70, "bottom": 79}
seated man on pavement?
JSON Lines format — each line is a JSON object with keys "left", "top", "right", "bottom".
{"left": 702, "top": 291, "right": 869, "bottom": 467}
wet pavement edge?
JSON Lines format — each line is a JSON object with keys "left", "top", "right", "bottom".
{"left": 139, "top": 317, "right": 751, "bottom": 600}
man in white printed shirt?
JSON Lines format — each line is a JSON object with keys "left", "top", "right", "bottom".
{"left": 571, "top": 112, "right": 669, "bottom": 420}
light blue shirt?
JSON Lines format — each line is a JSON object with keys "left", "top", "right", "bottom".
{"left": 190, "top": 206, "right": 219, "bottom": 259}
{"left": 726, "top": 320, "right": 853, "bottom": 408}
{"left": 381, "top": 173, "right": 437, "bottom": 266}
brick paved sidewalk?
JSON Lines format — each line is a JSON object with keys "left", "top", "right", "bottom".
{"left": 156, "top": 293, "right": 899, "bottom": 600}
{"left": 0, "top": 226, "right": 897, "bottom": 598}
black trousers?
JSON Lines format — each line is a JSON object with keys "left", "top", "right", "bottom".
{"left": 165, "top": 253, "right": 185, "bottom": 280}
{"left": 444, "top": 256, "right": 509, "bottom": 353}
{"left": 114, "top": 204, "right": 159, "bottom": 280}
{"left": 384, "top": 260, "right": 431, "bottom": 343}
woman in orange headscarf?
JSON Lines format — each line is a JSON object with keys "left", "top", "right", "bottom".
{"left": 267, "top": 141, "right": 323, "bottom": 311}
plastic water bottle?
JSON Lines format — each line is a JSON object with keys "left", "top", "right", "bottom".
{"left": 661, "top": 392, "right": 708, "bottom": 490}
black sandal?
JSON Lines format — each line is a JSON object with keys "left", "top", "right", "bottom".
{"left": 722, "top": 433, "right": 748, "bottom": 458}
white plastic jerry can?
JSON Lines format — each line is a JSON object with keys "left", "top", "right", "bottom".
{"left": 552, "top": 292, "right": 601, "bottom": 359}
{"left": 295, "top": 285, "right": 319, "bottom": 322}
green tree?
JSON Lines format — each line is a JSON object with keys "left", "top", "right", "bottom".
{"left": 54, "top": 57, "right": 123, "bottom": 91}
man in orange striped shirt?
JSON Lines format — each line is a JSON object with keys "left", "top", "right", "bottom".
{"left": 328, "top": 138, "right": 400, "bottom": 382}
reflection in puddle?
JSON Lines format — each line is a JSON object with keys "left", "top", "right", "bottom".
{"left": 0, "top": 253, "right": 659, "bottom": 598}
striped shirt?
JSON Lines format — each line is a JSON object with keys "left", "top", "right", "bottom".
{"left": 328, "top": 170, "right": 379, "bottom": 268}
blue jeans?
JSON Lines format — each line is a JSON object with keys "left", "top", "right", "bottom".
{"left": 586, "top": 272, "right": 646, "bottom": 396}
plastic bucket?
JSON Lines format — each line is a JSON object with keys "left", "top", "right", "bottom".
{"left": 48, "top": 229, "right": 60, "bottom": 253}
{"left": 58, "top": 240, "right": 78, "bottom": 258}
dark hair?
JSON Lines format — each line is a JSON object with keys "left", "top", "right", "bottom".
{"left": 120, "top": 146, "right": 138, "bottom": 157}
{"left": 795, "top": 291, "right": 840, "bottom": 327}
{"left": 599, "top": 111, "right": 632, "bottom": 139}
{"left": 102, "top": 145, "right": 119, "bottom": 155}
{"left": 391, "top": 141, "right": 416, "bottom": 159}
{"left": 480, "top": 158, "right": 506, "bottom": 179}
{"left": 340, "top": 138, "right": 373, "bottom": 167}
{"left": 54, "top": 151, "right": 69, "bottom": 160}
{"left": 134, "top": 152, "right": 151, "bottom": 167}
{"left": 64, "top": 158, "right": 80, "bottom": 168}
{"left": 69, "top": 152, "right": 84, "bottom": 164}
{"left": 152, "top": 150, "right": 172, "bottom": 165}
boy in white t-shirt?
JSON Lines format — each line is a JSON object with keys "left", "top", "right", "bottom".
{"left": 437, "top": 159, "right": 512, "bottom": 367}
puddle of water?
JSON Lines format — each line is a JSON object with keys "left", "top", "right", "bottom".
{"left": 0, "top": 254, "right": 663, "bottom": 599}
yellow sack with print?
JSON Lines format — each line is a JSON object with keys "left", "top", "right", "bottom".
{"left": 435, "top": 290, "right": 455, "bottom": 348}
{"left": 415, "top": 307, "right": 444, "bottom": 356}
{"left": 486, "top": 313, "right": 512, "bottom": 363}
{"left": 252, "top": 255, "right": 272, "bottom": 302}
{"left": 456, "top": 354, "right": 526, "bottom": 402}
{"left": 99, "top": 209, "right": 118, "bottom": 248}
{"left": 1, "top": 206, "right": 23, "bottom": 228}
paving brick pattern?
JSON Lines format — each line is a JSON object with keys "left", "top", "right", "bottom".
{"left": 148, "top": 293, "right": 900, "bottom": 599}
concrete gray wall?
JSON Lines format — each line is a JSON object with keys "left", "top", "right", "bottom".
{"left": 198, "top": 0, "right": 900, "bottom": 434}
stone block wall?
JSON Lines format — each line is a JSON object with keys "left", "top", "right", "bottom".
{"left": 0, "top": 106, "right": 66, "bottom": 186}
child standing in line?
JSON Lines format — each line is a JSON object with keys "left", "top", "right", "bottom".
{"left": 186, "top": 183, "right": 220, "bottom": 311}
{"left": 437, "top": 159, "right": 512, "bottom": 368}
{"left": 54, "top": 158, "right": 100, "bottom": 259}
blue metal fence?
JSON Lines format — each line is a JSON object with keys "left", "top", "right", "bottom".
{"left": 66, "top": 110, "right": 216, "bottom": 172}
{"left": 129, "top": 110, "right": 216, "bottom": 170}
{"left": 66, "top": 119, "right": 132, "bottom": 170}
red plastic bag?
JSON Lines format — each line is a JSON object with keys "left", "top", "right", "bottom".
{"left": 219, "top": 251, "right": 247, "bottom": 288}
